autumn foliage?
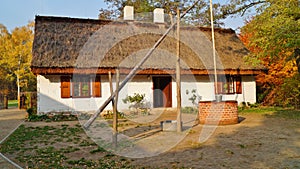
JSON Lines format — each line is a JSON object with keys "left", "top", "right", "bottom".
{"left": 239, "top": 22, "right": 299, "bottom": 107}
{"left": 0, "top": 22, "right": 36, "bottom": 99}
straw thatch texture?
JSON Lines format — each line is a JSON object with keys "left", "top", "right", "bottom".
{"left": 31, "top": 16, "right": 263, "bottom": 74}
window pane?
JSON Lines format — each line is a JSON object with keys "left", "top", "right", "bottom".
{"left": 81, "top": 80, "right": 90, "bottom": 97}
{"left": 72, "top": 76, "right": 90, "bottom": 97}
{"left": 73, "top": 82, "right": 80, "bottom": 96}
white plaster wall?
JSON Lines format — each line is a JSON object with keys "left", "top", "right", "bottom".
{"left": 173, "top": 75, "right": 215, "bottom": 107}
{"left": 221, "top": 76, "right": 257, "bottom": 104}
{"left": 37, "top": 75, "right": 114, "bottom": 114}
{"left": 37, "top": 74, "right": 256, "bottom": 114}
{"left": 117, "top": 75, "right": 153, "bottom": 110}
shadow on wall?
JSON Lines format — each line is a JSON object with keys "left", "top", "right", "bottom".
{"left": 37, "top": 93, "right": 74, "bottom": 114}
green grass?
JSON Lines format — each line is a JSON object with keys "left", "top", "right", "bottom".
{"left": 0, "top": 123, "right": 134, "bottom": 169}
{"left": 238, "top": 107, "right": 281, "bottom": 114}
{"left": 8, "top": 100, "right": 18, "bottom": 108}
{"left": 239, "top": 107, "right": 300, "bottom": 119}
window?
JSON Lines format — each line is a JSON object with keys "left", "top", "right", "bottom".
{"left": 216, "top": 75, "right": 242, "bottom": 94}
{"left": 73, "top": 76, "right": 90, "bottom": 98}
{"left": 60, "top": 75, "right": 101, "bottom": 98}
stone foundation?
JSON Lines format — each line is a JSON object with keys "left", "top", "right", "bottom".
{"left": 199, "top": 101, "right": 238, "bottom": 125}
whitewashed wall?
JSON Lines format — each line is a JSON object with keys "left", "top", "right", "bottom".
{"left": 37, "top": 74, "right": 257, "bottom": 114}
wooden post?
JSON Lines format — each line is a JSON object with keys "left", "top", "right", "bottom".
{"left": 113, "top": 69, "right": 120, "bottom": 148}
{"left": 109, "top": 71, "right": 115, "bottom": 109}
{"left": 176, "top": 8, "right": 182, "bottom": 132}
{"left": 209, "top": 0, "right": 218, "bottom": 96}
{"left": 4, "top": 95, "right": 8, "bottom": 109}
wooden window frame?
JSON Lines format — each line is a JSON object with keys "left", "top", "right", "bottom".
{"left": 216, "top": 75, "right": 242, "bottom": 95}
{"left": 72, "top": 76, "right": 91, "bottom": 98}
{"left": 61, "top": 75, "right": 101, "bottom": 98}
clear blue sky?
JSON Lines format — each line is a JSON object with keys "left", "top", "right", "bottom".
{"left": 0, "top": 0, "right": 245, "bottom": 32}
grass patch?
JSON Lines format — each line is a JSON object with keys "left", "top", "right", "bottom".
{"left": 8, "top": 100, "right": 18, "bottom": 108}
{"left": 181, "top": 106, "right": 198, "bottom": 114}
{"left": 238, "top": 106, "right": 281, "bottom": 114}
{"left": 266, "top": 109, "right": 300, "bottom": 119}
{"left": 239, "top": 107, "right": 300, "bottom": 119}
{"left": 0, "top": 122, "right": 134, "bottom": 168}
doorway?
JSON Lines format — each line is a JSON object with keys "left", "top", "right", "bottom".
{"left": 153, "top": 76, "right": 172, "bottom": 108}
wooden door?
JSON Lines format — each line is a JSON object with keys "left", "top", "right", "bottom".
{"left": 153, "top": 76, "right": 172, "bottom": 108}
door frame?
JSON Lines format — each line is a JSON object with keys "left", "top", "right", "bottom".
{"left": 152, "top": 76, "right": 172, "bottom": 108}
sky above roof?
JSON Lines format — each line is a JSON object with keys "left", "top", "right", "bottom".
{"left": 0, "top": 0, "right": 245, "bottom": 32}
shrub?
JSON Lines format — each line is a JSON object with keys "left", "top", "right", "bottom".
{"left": 181, "top": 106, "right": 198, "bottom": 114}
{"left": 122, "top": 93, "right": 146, "bottom": 109}
{"left": 275, "top": 74, "right": 300, "bottom": 109}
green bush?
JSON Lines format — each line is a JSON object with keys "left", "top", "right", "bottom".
{"left": 26, "top": 108, "right": 78, "bottom": 122}
{"left": 181, "top": 106, "right": 198, "bottom": 114}
{"left": 276, "top": 74, "right": 300, "bottom": 109}
{"left": 122, "top": 93, "right": 145, "bottom": 108}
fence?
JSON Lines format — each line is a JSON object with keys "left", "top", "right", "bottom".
{"left": 0, "top": 94, "right": 8, "bottom": 109}
{"left": 20, "top": 92, "right": 37, "bottom": 109}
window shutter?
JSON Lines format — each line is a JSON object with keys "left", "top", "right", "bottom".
{"left": 61, "top": 76, "right": 71, "bottom": 98}
{"left": 236, "top": 76, "right": 242, "bottom": 94}
{"left": 92, "top": 76, "right": 101, "bottom": 97}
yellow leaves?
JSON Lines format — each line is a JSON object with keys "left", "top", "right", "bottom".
{"left": 0, "top": 22, "right": 35, "bottom": 91}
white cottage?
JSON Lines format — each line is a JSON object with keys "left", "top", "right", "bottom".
{"left": 31, "top": 15, "right": 263, "bottom": 114}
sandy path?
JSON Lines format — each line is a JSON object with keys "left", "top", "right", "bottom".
{"left": 131, "top": 113, "right": 300, "bottom": 168}
{"left": 0, "top": 108, "right": 26, "bottom": 169}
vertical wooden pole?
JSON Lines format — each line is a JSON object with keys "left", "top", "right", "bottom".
{"left": 112, "top": 69, "right": 120, "bottom": 148}
{"left": 17, "top": 74, "right": 20, "bottom": 109}
{"left": 108, "top": 71, "right": 115, "bottom": 108}
{"left": 210, "top": 0, "right": 218, "bottom": 96}
{"left": 176, "top": 8, "right": 182, "bottom": 132}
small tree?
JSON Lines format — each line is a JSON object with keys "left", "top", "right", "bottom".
{"left": 122, "top": 93, "right": 148, "bottom": 114}
{"left": 276, "top": 74, "right": 300, "bottom": 109}
{"left": 186, "top": 89, "right": 200, "bottom": 106}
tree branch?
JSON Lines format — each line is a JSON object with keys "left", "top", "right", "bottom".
{"left": 221, "top": 0, "right": 267, "bottom": 18}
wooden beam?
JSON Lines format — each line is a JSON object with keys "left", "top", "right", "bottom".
{"left": 108, "top": 71, "right": 115, "bottom": 109}
{"left": 112, "top": 69, "right": 119, "bottom": 148}
{"left": 176, "top": 8, "right": 182, "bottom": 132}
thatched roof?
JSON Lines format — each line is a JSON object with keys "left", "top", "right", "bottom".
{"left": 31, "top": 16, "right": 263, "bottom": 75}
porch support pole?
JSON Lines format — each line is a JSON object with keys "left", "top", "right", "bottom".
{"left": 113, "top": 69, "right": 119, "bottom": 148}
{"left": 176, "top": 8, "right": 182, "bottom": 132}
{"left": 83, "top": 0, "right": 201, "bottom": 129}
{"left": 108, "top": 71, "right": 115, "bottom": 108}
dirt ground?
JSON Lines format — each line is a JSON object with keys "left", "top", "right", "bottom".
{"left": 1, "top": 108, "right": 299, "bottom": 169}
{"left": 131, "top": 113, "right": 300, "bottom": 168}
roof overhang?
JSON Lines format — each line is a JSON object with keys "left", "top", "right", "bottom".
{"left": 31, "top": 67, "right": 265, "bottom": 76}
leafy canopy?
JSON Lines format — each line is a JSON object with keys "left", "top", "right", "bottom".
{"left": 0, "top": 22, "right": 36, "bottom": 95}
